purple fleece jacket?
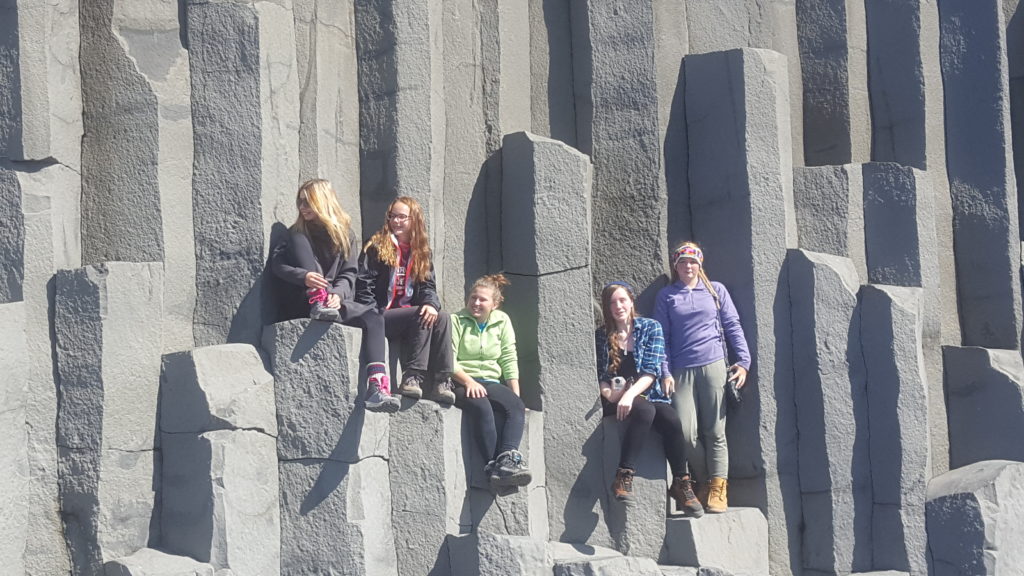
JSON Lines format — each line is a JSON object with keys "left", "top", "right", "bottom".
{"left": 652, "top": 279, "right": 751, "bottom": 372}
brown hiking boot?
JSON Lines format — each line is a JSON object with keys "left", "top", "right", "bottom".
{"left": 398, "top": 371, "right": 424, "bottom": 399}
{"left": 427, "top": 376, "right": 456, "bottom": 406}
{"left": 611, "top": 467, "right": 635, "bottom": 501}
{"left": 707, "top": 477, "right": 728, "bottom": 513}
{"left": 695, "top": 480, "right": 711, "bottom": 508}
{"left": 668, "top": 475, "right": 704, "bottom": 518}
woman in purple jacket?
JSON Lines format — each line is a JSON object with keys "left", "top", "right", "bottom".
{"left": 653, "top": 242, "right": 750, "bottom": 513}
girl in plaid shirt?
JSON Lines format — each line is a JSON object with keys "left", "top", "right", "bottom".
{"left": 596, "top": 281, "right": 704, "bottom": 517}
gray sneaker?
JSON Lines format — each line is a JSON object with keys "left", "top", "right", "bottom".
{"left": 489, "top": 450, "right": 532, "bottom": 488}
{"left": 310, "top": 301, "right": 340, "bottom": 322}
{"left": 398, "top": 371, "right": 424, "bottom": 399}
{"left": 365, "top": 373, "right": 400, "bottom": 413}
{"left": 427, "top": 376, "right": 456, "bottom": 406}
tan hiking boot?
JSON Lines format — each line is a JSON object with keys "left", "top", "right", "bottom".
{"left": 707, "top": 477, "right": 728, "bottom": 513}
{"left": 611, "top": 467, "right": 635, "bottom": 501}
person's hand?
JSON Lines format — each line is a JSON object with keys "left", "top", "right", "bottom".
{"left": 465, "top": 380, "right": 488, "bottom": 399}
{"left": 662, "top": 375, "right": 676, "bottom": 396}
{"left": 419, "top": 305, "right": 438, "bottom": 328}
{"left": 326, "top": 294, "right": 341, "bottom": 309}
{"left": 616, "top": 393, "right": 634, "bottom": 421}
{"left": 729, "top": 365, "right": 748, "bottom": 389}
{"left": 305, "top": 271, "right": 329, "bottom": 290}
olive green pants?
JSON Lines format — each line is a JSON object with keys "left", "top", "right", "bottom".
{"left": 672, "top": 359, "right": 728, "bottom": 481}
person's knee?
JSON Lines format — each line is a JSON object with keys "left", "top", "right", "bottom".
{"left": 632, "top": 401, "right": 656, "bottom": 425}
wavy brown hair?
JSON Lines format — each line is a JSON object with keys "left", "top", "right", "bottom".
{"left": 292, "top": 179, "right": 352, "bottom": 259}
{"left": 364, "top": 196, "right": 432, "bottom": 283}
{"left": 470, "top": 273, "right": 510, "bottom": 307}
{"left": 601, "top": 282, "right": 636, "bottom": 375}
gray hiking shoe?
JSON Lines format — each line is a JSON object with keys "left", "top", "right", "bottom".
{"left": 365, "top": 373, "right": 400, "bottom": 413}
{"left": 428, "top": 376, "right": 456, "bottom": 406}
{"left": 489, "top": 450, "right": 532, "bottom": 488}
{"left": 310, "top": 301, "right": 340, "bottom": 322}
{"left": 398, "top": 371, "right": 424, "bottom": 399}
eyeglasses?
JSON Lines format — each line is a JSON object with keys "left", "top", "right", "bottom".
{"left": 387, "top": 212, "right": 410, "bottom": 222}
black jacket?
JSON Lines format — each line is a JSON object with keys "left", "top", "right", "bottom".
{"left": 356, "top": 241, "right": 442, "bottom": 311}
{"left": 270, "top": 228, "right": 371, "bottom": 321}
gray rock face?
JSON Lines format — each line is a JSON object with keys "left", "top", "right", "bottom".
{"left": 293, "top": 0, "right": 362, "bottom": 239}
{"left": 103, "top": 548, "right": 218, "bottom": 576}
{"left": 161, "top": 344, "right": 277, "bottom": 436}
{"left": 161, "top": 430, "right": 279, "bottom": 575}
{"left": 684, "top": 47, "right": 799, "bottom": 576}
{"left": 662, "top": 507, "right": 769, "bottom": 575}
{"left": 860, "top": 285, "right": 929, "bottom": 575}
{"left": 944, "top": 346, "right": 1024, "bottom": 468}
{"left": 0, "top": 302, "right": 28, "bottom": 575}
{"left": 54, "top": 262, "right": 163, "bottom": 574}
{"left": 788, "top": 250, "right": 870, "bottom": 574}
{"left": 0, "top": 0, "right": 82, "bottom": 167}
{"left": 528, "top": 0, "right": 576, "bottom": 147}
{"left": 12, "top": 162, "right": 80, "bottom": 575}
{"left": 262, "top": 319, "right": 396, "bottom": 574}
{"left": 796, "top": 0, "right": 871, "bottom": 165}
{"left": 927, "top": 460, "right": 1024, "bottom": 575}
{"left": 447, "top": 531, "right": 550, "bottom": 576}
{"left": 188, "top": 0, "right": 299, "bottom": 347}
{"left": 502, "top": 132, "right": 592, "bottom": 277}
{"left": 601, "top": 417, "right": 667, "bottom": 560}
{"left": 571, "top": 0, "right": 667, "bottom": 294}
{"left": 793, "top": 164, "right": 866, "bottom": 281}
{"left": 940, "top": 0, "right": 1022, "bottom": 350}
{"left": 0, "top": 168, "right": 24, "bottom": 303}
{"left": 355, "top": 0, "right": 446, "bottom": 257}
{"left": 160, "top": 343, "right": 279, "bottom": 575}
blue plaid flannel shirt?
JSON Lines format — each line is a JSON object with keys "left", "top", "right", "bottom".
{"left": 595, "top": 316, "right": 671, "bottom": 404}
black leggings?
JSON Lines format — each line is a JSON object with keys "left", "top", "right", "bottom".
{"left": 602, "top": 396, "right": 688, "bottom": 477}
{"left": 455, "top": 382, "right": 526, "bottom": 462}
{"left": 383, "top": 307, "right": 453, "bottom": 376}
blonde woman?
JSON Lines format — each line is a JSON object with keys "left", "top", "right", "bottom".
{"left": 271, "top": 179, "right": 399, "bottom": 413}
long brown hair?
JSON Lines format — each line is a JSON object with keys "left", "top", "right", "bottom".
{"left": 469, "top": 273, "right": 510, "bottom": 307}
{"left": 671, "top": 241, "right": 720, "bottom": 308}
{"left": 364, "top": 196, "right": 431, "bottom": 283}
{"left": 601, "top": 282, "right": 636, "bottom": 375}
{"left": 292, "top": 179, "right": 352, "bottom": 259}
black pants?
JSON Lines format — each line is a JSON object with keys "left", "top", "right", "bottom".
{"left": 383, "top": 307, "right": 453, "bottom": 377}
{"left": 289, "top": 231, "right": 385, "bottom": 365}
{"left": 455, "top": 382, "right": 526, "bottom": 463}
{"left": 602, "top": 396, "right": 688, "bottom": 477}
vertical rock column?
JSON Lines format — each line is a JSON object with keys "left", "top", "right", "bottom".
{"left": 500, "top": 131, "right": 606, "bottom": 547}
{"left": 187, "top": 0, "right": 300, "bottom": 347}
{"left": 262, "top": 319, "right": 397, "bottom": 575}
{"left": 684, "top": 47, "right": 800, "bottom": 576}
{"left": 788, "top": 250, "right": 871, "bottom": 574}
{"left": 160, "top": 344, "right": 280, "bottom": 576}
{"left": 796, "top": 0, "right": 871, "bottom": 165}
{"left": 79, "top": 0, "right": 195, "bottom": 353}
{"left": 293, "top": 0, "right": 362, "bottom": 237}
{"left": 54, "top": 262, "right": 163, "bottom": 574}
{"left": 356, "top": 0, "right": 445, "bottom": 258}
{"left": 528, "top": 0, "right": 576, "bottom": 147}
{"left": 0, "top": 302, "right": 28, "bottom": 576}
{"left": 571, "top": 0, "right": 667, "bottom": 293}
{"left": 940, "top": 0, "right": 1022, "bottom": 349}
{"left": 793, "top": 164, "right": 867, "bottom": 281}
{"left": 860, "top": 285, "right": 930, "bottom": 576}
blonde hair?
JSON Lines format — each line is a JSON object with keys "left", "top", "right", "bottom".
{"left": 672, "top": 240, "right": 720, "bottom": 308}
{"left": 469, "top": 273, "right": 510, "bottom": 307}
{"left": 600, "top": 282, "right": 636, "bottom": 375}
{"left": 364, "top": 196, "right": 432, "bottom": 283}
{"left": 291, "top": 179, "right": 353, "bottom": 259}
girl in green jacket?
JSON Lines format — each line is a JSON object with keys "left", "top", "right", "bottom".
{"left": 451, "top": 274, "right": 532, "bottom": 495}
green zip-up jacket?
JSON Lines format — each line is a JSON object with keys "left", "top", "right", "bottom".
{"left": 451, "top": 308, "right": 519, "bottom": 383}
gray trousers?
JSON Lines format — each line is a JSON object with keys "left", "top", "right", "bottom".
{"left": 672, "top": 359, "right": 728, "bottom": 481}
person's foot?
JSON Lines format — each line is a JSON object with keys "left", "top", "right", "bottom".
{"left": 365, "top": 372, "right": 400, "bottom": 413}
{"left": 668, "top": 475, "right": 705, "bottom": 518}
{"left": 489, "top": 450, "right": 532, "bottom": 487}
{"left": 706, "top": 477, "right": 728, "bottom": 513}
{"left": 695, "top": 480, "right": 711, "bottom": 508}
{"left": 427, "top": 376, "right": 456, "bottom": 406}
{"left": 398, "top": 371, "right": 424, "bottom": 399}
{"left": 611, "top": 467, "right": 635, "bottom": 501}
{"left": 309, "top": 301, "right": 340, "bottom": 322}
